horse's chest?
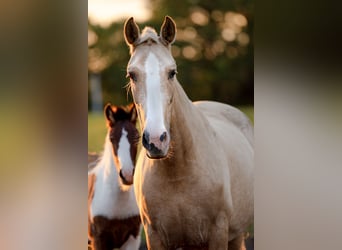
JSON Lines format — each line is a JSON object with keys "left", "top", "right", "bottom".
{"left": 141, "top": 182, "right": 216, "bottom": 246}
{"left": 149, "top": 203, "right": 211, "bottom": 247}
{"left": 137, "top": 160, "right": 227, "bottom": 246}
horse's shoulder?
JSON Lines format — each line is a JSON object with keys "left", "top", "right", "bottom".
{"left": 193, "top": 101, "right": 253, "bottom": 146}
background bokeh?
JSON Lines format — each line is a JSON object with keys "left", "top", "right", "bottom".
{"left": 88, "top": 0, "right": 253, "bottom": 110}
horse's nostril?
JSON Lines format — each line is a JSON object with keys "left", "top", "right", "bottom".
{"left": 160, "top": 132, "right": 167, "bottom": 142}
{"left": 142, "top": 131, "right": 149, "bottom": 146}
{"left": 119, "top": 169, "right": 126, "bottom": 181}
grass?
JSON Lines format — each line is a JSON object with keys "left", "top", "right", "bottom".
{"left": 88, "top": 112, "right": 108, "bottom": 153}
{"left": 238, "top": 106, "right": 254, "bottom": 124}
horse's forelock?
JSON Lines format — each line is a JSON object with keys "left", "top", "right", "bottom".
{"left": 135, "top": 27, "right": 161, "bottom": 47}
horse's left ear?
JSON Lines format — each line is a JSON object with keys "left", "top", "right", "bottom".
{"left": 124, "top": 17, "right": 140, "bottom": 46}
{"left": 104, "top": 103, "right": 116, "bottom": 125}
{"left": 160, "top": 16, "right": 176, "bottom": 45}
{"left": 128, "top": 103, "right": 137, "bottom": 123}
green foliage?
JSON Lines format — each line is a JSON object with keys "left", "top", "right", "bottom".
{"left": 88, "top": 0, "right": 253, "bottom": 108}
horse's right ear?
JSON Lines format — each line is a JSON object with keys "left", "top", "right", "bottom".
{"left": 104, "top": 103, "right": 115, "bottom": 125}
{"left": 160, "top": 16, "right": 176, "bottom": 45}
{"left": 124, "top": 17, "right": 140, "bottom": 46}
{"left": 127, "top": 103, "right": 137, "bottom": 123}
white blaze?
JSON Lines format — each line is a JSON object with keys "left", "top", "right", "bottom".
{"left": 144, "top": 53, "right": 166, "bottom": 134}
{"left": 117, "top": 129, "right": 134, "bottom": 176}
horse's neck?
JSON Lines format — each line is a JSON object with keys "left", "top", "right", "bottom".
{"left": 164, "top": 82, "right": 210, "bottom": 167}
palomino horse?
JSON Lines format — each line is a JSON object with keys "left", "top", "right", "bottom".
{"left": 124, "top": 16, "right": 254, "bottom": 250}
{"left": 88, "top": 103, "right": 142, "bottom": 250}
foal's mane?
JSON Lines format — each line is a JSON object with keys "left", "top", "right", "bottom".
{"left": 88, "top": 134, "right": 113, "bottom": 176}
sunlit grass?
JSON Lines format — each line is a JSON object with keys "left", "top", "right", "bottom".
{"left": 88, "top": 112, "right": 107, "bottom": 153}
{"left": 237, "top": 106, "right": 254, "bottom": 124}
{"left": 236, "top": 106, "right": 254, "bottom": 238}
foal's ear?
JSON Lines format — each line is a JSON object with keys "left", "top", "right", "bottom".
{"left": 104, "top": 103, "right": 116, "bottom": 125}
{"left": 160, "top": 16, "right": 176, "bottom": 45}
{"left": 127, "top": 103, "right": 137, "bottom": 123}
{"left": 124, "top": 17, "right": 140, "bottom": 46}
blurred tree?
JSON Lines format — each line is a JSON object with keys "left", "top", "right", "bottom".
{"left": 88, "top": 20, "right": 133, "bottom": 109}
{"left": 88, "top": 0, "right": 253, "bottom": 109}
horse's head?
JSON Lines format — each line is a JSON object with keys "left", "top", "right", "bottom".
{"left": 124, "top": 16, "right": 177, "bottom": 159}
{"left": 104, "top": 103, "right": 138, "bottom": 185}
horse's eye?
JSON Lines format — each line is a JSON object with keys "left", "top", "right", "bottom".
{"left": 127, "top": 72, "right": 137, "bottom": 82}
{"left": 168, "top": 69, "right": 177, "bottom": 80}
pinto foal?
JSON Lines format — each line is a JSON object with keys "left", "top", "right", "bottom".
{"left": 88, "top": 103, "right": 141, "bottom": 250}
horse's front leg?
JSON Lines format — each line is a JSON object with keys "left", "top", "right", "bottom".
{"left": 208, "top": 211, "right": 229, "bottom": 250}
{"left": 144, "top": 224, "right": 167, "bottom": 250}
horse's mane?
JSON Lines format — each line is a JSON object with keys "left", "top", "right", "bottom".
{"left": 139, "top": 27, "right": 159, "bottom": 44}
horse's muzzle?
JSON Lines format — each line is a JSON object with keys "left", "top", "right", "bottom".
{"left": 145, "top": 144, "right": 166, "bottom": 159}
{"left": 142, "top": 131, "right": 169, "bottom": 159}
{"left": 119, "top": 169, "right": 134, "bottom": 185}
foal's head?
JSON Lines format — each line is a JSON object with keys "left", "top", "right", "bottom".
{"left": 104, "top": 103, "right": 138, "bottom": 185}
{"left": 124, "top": 16, "right": 177, "bottom": 159}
